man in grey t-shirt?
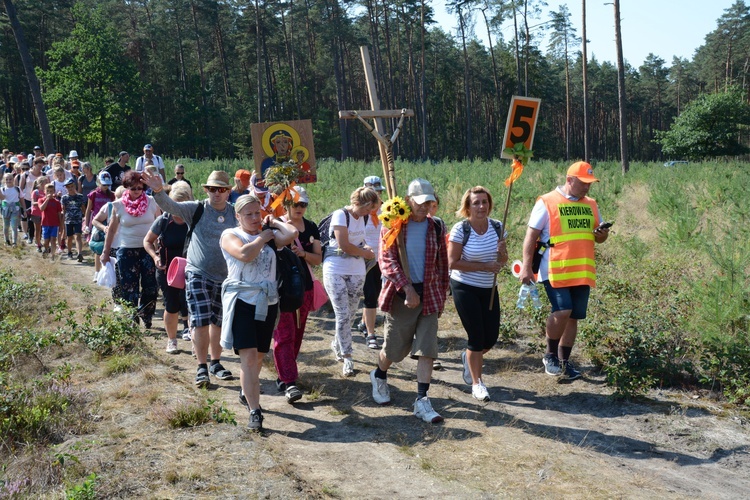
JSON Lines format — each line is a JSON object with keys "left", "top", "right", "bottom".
{"left": 143, "top": 169, "right": 236, "bottom": 388}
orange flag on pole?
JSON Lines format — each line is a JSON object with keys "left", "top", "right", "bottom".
{"left": 504, "top": 159, "right": 524, "bottom": 187}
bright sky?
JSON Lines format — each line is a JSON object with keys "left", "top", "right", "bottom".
{"left": 432, "top": 0, "right": 735, "bottom": 67}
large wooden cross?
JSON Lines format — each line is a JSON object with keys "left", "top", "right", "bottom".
{"left": 339, "top": 46, "right": 415, "bottom": 280}
{"left": 338, "top": 46, "right": 414, "bottom": 199}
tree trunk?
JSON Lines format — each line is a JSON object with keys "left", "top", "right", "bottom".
{"left": 420, "top": 0, "right": 429, "bottom": 160}
{"left": 582, "top": 0, "right": 590, "bottom": 162}
{"left": 190, "top": 0, "right": 210, "bottom": 156}
{"left": 3, "top": 0, "right": 54, "bottom": 154}
{"left": 457, "top": 4, "right": 472, "bottom": 159}
{"left": 481, "top": 6, "right": 502, "bottom": 156}
{"left": 512, "top": 5, "right": 522, "bottom": 95}
{"left": 613, "top": 0, "right": 629, "bottom": 173}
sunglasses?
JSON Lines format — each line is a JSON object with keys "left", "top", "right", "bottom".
{"left": 129, "top": 186, "right": 144, "bottom": 192}
{"left": 365, "top": 182, "right": 382, "bottom": 189}
{"left": 293, "top": 202, "right": 309, "bottom": 208}
{"left": 206, "top": 186, "right": 229, "bottom": 193}
{"left": 175, "top": 172, "right": 185, "bottom": 175}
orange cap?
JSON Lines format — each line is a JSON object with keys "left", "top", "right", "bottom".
{"left": 566, "top": 161, "right": 599, "bottom": 183}
{"left": 234, "top": 169, "right": 251, "bottom": 185}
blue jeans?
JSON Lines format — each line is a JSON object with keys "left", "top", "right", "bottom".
{"left": 116, "top": 247, "right": 158, "bottom": 321}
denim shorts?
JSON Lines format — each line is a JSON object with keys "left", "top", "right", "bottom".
{"left": 541, "top": 281, "right": 590, "bottom": 320}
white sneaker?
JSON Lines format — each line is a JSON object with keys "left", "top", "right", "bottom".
{"left": 369, "top": 369, "right": 390, "bottom": 404}
{"left": 472, "top": 380, "right": 490, "bottom": 402}
{"left": 113, "top": 305, "right": 124, "bottom": 314}
{"left": 342, "top": 358, "right": 355, "bottom": 377}
{"left": 331, "top": 339, "right": 343, "bottom": 362}
{"left": 414, "top": 396, "right": 444, "bottom": 423}
{"left": 92, "top": 271, "right": 98, "bottom": 282}
{"left": 461, "top": 351, "right": 473, "bottom": 385}
{"left": 166, "top": 339, "right": 178, "bottom": 354}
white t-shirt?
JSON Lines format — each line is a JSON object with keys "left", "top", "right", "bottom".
{"left": 449, "top": 220, "right": 505, "bottom": 288}
{"left": 527, "top": 186, "right": 603, "bottom": 282}
{"left": 364, "top": 208, "right": 382, "bottom": 253}
{"left": 322, "top": 208, "right": 367, "bottom": 276}
{"left": 135, "top": 155, "right": 166, "bottom": 177}
{"left": 112, "top": 197, "right": 160, "bottom": 248}
{"left": 221, "top": 227, "right": 278, "bottom": 305}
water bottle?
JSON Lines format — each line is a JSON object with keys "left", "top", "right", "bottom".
{"left": 529, "top": 284, "right": 542, "bottom": 309}
{"left": 516, "top": 283, "right": 531, "bottom": 309}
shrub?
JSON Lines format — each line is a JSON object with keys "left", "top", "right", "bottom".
{"left": 699, "top": 331, "right": 750, "bottom": 405}
{"left": 57, "top": 301, "right": 143, "bottom": 356}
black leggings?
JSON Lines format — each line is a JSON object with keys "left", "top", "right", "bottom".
{"left": 450, "top": 278, "right": 500, "bottom": 351}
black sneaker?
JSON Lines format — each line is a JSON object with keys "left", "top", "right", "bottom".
{"left": 275, "top": 379, "right": 288, "bottom": 392}
{"left": 248, "top": 409, "right": 263, "bottom": 431}
{"left": 239, "top": 390, "right": 248, "bottom": 409}
{"left": 560, "top": 360, "right": 582, "bottom": 381}
{"left": 542, "top": 353, "right": 562, "bottom": 376}
{"left": 67, "top": 251, "right": 73, "bottom": 259}
{"left": 357, "top": 321, "right": 367, "bottom": 335}
{"left": 285, "top": 385, "right": 303, "bottom": 403}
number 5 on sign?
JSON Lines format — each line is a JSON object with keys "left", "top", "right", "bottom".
{"left": 501, "top": 96, "right": 541, "bottom": 160}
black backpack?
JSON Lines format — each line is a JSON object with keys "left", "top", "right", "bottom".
{"left": 274, "top": 246, "right": 306, "bottom": 312}
{"left": 318, "top": 208, "right": 368, "bottom": 260}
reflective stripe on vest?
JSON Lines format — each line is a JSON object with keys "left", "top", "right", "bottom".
{"left": 540, "top": 191, "right": 599, "bottom": 288}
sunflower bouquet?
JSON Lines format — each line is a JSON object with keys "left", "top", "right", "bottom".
{"left": 264, "top": 162, "right": 303, "bottom": 209}
{"left": 379, "top": 196, "right": 411, "bottom": 248}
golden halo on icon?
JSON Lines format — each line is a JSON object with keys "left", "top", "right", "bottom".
{"left": 290, "top": 146, "right": 309, "bottom": 163}
{"left": 261, "top": 124, "right": 300, "bottom": 158}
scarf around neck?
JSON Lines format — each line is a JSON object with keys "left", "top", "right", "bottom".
{"left": 122, "top": 192, "right": 149, "bottom": 217}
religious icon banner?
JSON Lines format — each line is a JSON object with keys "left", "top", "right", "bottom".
{"left": 251, "top": 119, "right": 317, "bottom": 184}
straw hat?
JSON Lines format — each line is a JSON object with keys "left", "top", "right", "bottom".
{"left": 202, "top": 170, "right": 231, "bottom": 188}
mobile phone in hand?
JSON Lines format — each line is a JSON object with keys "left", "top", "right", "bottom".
{"left": 595, "top": 221, "right": 613, "bottom": 232}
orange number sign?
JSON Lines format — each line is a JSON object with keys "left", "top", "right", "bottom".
{"left": 501, "top": 96, "right": 541, "bottom": 160}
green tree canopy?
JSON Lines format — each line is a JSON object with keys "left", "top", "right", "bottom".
{"left": 37, "top": 2, "right": 141, "bottom": 151}
{"left": 655, "top": 88, "right": 750, "bottom": 160}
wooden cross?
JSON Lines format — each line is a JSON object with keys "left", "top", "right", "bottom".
{"left": 339, "top": 46, "right": 415, "bottom": 281}
{"left": 338, "top": 46, "right": 414, "bottom": 199}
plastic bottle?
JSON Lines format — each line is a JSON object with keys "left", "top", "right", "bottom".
{"left": 516, "top": 283, "right": 531, "bottom": 309}
{"left": 529, "top": 284, "right": 542, "bottom": 309}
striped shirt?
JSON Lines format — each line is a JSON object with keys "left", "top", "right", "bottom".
{"left": 449, "top": 219, "right": 504, "bottom": 288}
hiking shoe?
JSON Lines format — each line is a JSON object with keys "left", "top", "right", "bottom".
{"left": 357, "top": 321, "right": 367, "bottom": 335}
{"left": 166, "top": 339, "right": 178, "bottom": 354}
{"left": 472, "top": 380, "right": 490, "bottom": 402}
{"left": 366, "top": 335, "right": 379, "bottom": 350}
{"left": 181, "top": 328, "right": 192, "bottom": 341}
{"left": 433, "top": 360, "right": 442, "bottom": 371}
{"left": 248, "top": 409, "right": 263, "bottom": 431}
{"left": 543, "top": 353, "right": 562, "bottom": 376}
{"left": 342, "top": 358, "right": 355, "bottom": 377}
{"left": 285, "top": 385, "right": 303, "bottom": 403}
{"left": 77, "top": 252, "right": 84, "bottom": 263}
{"left": 414, "top": 396, "right": 444, "bottom": 423}
{"left": 275, "top": 379, "right": 288, "bottom": 392}
{"left": 37, "top": 245, "right": 42, "bottom": 253}
{"left": 369, "top": 369, "right": 391, "bottom": 405}
{"left": 331, "top": 339, "right": 343, "bottom": 362}
{"left": 461, "top": 351, "right": 473, "bottom": 385}
{"left": 195, "top": 366, "right": 210, "bottom": 388}
{"left": 560, "top": 360, "right": 582, "bottom": 381}
{"left": 209, "top": 362, "right": 233, "bottom": 380}
{"left": 67, "top": 251, "right": 73, "bottom": 259}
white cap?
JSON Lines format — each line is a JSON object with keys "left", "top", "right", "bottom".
{"left": 407, "top": 178, "right": 436, "bottom": 205}
{"left": 292, "top": 185, "right": 310, "bottom": 204}
{"left": 98, "top": 171, "right": 113, "bottom": 185}
{"left": 69, "top": 150, "right": 78, "bottom": 158}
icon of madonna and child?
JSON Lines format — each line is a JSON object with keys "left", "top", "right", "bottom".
{"left": 252, "top": 120, "right": 317, "bottom": 192}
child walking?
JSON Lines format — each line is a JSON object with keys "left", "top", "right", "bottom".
{"left": 61, "top": 178, "right": 87, "bottom": 262}
{"left": 39, "top": 183, "right": 63, "bottom": 259}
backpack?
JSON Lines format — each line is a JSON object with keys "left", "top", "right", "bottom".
{"left": 318, "top": 208, "right": 368, "bottom": 260}
{"left": 273, "top": 245, "right": 306, "bottom": 312}
{"left": 460, "top": 218, "right": 503, "bottom": 246}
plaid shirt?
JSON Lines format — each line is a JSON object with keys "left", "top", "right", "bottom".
{"left": 378, "top": 216, "right": 449, "bottom": 315}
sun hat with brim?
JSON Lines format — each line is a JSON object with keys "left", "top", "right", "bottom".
{"left": 202, "top": 170, "right": 232, "bottom": 188}
{"left": 363, "top": 175, "right": 385, "bottom": 192}
{"left": 567, "top": 161, "right": 599, "bottom": 183}
{"left": 8, "top": 156, "right": 18, "bottom": 164}
{"left": 167, "top": 257, "right": 187, "bottom": 289}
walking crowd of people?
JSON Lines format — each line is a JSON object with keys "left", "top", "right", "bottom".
{"left": 1, "top": 145, "right": 611, "bottom": 431}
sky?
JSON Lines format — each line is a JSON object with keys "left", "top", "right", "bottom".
{"left": 432, "top": 0, "right": 735, "bottom": 67}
